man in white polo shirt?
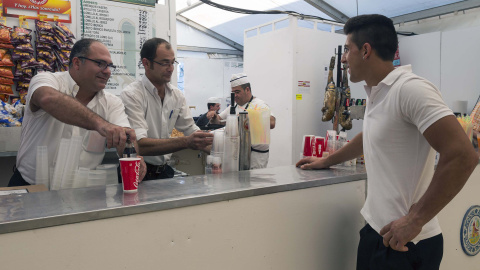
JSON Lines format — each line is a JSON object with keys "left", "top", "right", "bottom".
{"left": 9, "top": 39, "right": 146, "bottom": 187}
{"left": 210, "top": 73, "right": 276, "bottom": 169}
{"left": 296, "top": 14, "right": 478, "bottom": 269}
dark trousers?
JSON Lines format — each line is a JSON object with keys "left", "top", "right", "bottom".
{"left": 357, "top": 224, "right": 443, "bottom": 270}
{"left": 8, "top": 169, "right": 30, "bottom": 187}
{"left": 144, "top": 163, "right": 174, "bottom": 180}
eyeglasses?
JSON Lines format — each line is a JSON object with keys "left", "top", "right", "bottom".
{"left": 151, "top": 59, "right": 178, "bottom": 67}
{"left": 78, "top": 56, "right": 116, "bottom": 72}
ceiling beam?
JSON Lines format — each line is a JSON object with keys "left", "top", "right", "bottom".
{"left": 177, "top": 45, "right": 243, "bottom": 56}
{"left": 177, "top": 15, "right": 244, "bottom": 52}
{"left": 391, "top": 0, "right": 480, "bottom": 24}
{"left": 304, "top": 0, "right": 349, "bottom": 23}
{"left": 176, "top": 1, "right": 204, "bottom": 15}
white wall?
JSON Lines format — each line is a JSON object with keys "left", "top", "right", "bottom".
{"left": 399, "top": 25, "right": 480, "bottom": 114}
{"left": 441, "top": 25, "right": 480, "bottom": 113}
{"left": 244, "top": 19, "right": 295, "bottom": 168}
{"left": 182, "top": 58, "right": 243, "bottom": 116}
{"left": 398, "top": 32, "right": 441, "bottom": 88}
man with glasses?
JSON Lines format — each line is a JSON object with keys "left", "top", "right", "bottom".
{"left": 121, "top": 38, "right": 213, "bottom": 180}
{"left": 9, "top": 38, "right": 146, "bottom": 187}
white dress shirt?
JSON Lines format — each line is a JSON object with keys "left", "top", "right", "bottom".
{"left": 120, "top": 75, "right": 199, "bottom": 166}
{"left": 17, "top": 71, "right": 130, "bottom": 184}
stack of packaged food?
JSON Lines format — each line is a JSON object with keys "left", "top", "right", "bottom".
{"left": 0, "top": 25, "right": 15, "bottom": 99}
{"left": 12, "top": 25, "right": 36, "bottom": 104}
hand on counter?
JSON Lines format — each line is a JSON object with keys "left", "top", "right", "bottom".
{"left": 296, "top": 156, "right": 330, "bottom": 170}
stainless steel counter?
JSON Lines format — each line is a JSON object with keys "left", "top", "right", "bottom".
{"left": 0, "top": 165, "right": 366, "bottom": 234}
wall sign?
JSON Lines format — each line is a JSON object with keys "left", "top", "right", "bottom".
{"left": 79, "top": 0, "right": 155, "bottom": 95}
{"left": 3, "top": 0, "right": 72, "bottom": 23}
{"left": 461, "top": 205, "right": 480, "bottom": 256}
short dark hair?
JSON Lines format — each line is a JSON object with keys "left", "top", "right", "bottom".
{"left": 207, "top": 103, "right": 216, "bottom": 110}
{"left": 140, "top": 38, "right": 172, "bottom": 60}
{"left": 69, "top": 38, "right": 99, "bottom": 67}
{"left": 343, "top": 14, "right": 398, "bottom": 61}
{"left": 240, "top": 83, "right": 251, "bottom": 92}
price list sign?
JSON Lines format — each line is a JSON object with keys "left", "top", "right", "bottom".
{"left": 80, "top": 0, "right": 155, "bottom": 95}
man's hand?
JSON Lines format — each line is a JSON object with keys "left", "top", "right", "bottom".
{"left": 296, "top": 156, "right": 330, "bottom": 170}
{"left": 206, "top": 111, "right": 217, "bottom": 121}
{"left": 98, "top": 123, "right": 128, "bottom": 149}
{"left": 137, "top": 155, "right": 146, "bottom": 183}
{"left": 186, "top": 131, "right": 213, "bottom": 150}
{"left": 379, "top": 204, "right": 423, "bottom": 252}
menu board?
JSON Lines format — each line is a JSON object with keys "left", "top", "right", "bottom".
{"left": 79, "top": 0, "right": 155, "bottom": 95}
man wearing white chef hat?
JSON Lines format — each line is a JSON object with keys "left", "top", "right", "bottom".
{"left": 211, "top": 73, "right": 276, "bottom": 169}
{"left": 195, "top": 97, "right": 221, "bottom": 128}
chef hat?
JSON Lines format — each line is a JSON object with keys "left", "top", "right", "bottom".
{"left": 230, "top": 73, "right": 249, "bottom": 88}
{"left": 207, "top": 97, "right": 221, "bottom": 104}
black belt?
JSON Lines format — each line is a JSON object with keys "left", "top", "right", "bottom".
{"left": 146, "top": 163, "right": 168, "bottom": 174}
{"left": 251, "top": 147, "right": 269, "bottom": 153}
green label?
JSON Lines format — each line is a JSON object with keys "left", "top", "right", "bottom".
{"left": 108, "top": 0, "right": 155, "bottom": 7}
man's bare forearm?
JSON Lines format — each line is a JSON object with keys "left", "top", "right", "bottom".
{"left": 137, "top": 137, "right": 188, "bottom": 156}
{"left": 32, "top": 86, "right": 107, "bottom": 131}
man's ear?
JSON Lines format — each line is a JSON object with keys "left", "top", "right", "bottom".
{"left": 141, "top": 58, "right": 150, "bottom": 69}
{"left": 72, "top": 57, "right": 81, "bottom": 70}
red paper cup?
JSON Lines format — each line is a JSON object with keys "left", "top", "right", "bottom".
{"left": 315, "top": 137, "right": 324, "bottom": 157}
{"left": 120, "top": 157, "right": 141, "bottom": 193}
{"left": 302, "top": 135, "right": 315, "bottom": 157}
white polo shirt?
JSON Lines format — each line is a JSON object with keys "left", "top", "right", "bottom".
{"left": 17, "top": 71, "right": 130, "bottom": 184}
{"left": 361, "top": 65, "right": 453, "bottom": 242}
{"left": 120, "top": 76, "right": 199, "bottom": 166}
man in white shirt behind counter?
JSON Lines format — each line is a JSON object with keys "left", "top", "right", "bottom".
{"left": 210, "top": 73, "right": 276, "bottom": 169}
{"left": 121, "top": 38, "right": 213, "bottom": 180}
{"left": 9, "top": 38, "right": 146, "bottom": 187}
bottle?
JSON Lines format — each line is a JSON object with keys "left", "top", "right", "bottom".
{"left": 223, "top": 92, "right": 239, "bottom": 173}
{"left": 123, "top": 134, "right": 137, "bottom": 158}
{"left": 238, "top": 111, "right": 251, "bottom": 171}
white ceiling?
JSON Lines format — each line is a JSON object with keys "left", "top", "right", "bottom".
{"left": 176, "top": 0, "right": 478, "bottom": 49}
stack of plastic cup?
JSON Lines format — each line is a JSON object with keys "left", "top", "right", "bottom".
{"left": 35, "top": 146, "right": 49, "bottom": 189}
{"left": 87, "top": 170, "right": 107, "bottom": 187}
{"left": 96, "top": 164, "right": 118, "bottom": 185}
{"left": 211, "top": 129, "right": 225, "bottom": 165}
{"left": 51, "top": 138, "right": 70, "bottom": 190}
{"left": 60, "top": 136, "right": 83, "bottom": 189}
{"left": 73, "top": 167, "right": 90, "bottom": 188}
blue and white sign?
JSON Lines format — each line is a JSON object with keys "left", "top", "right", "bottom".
{"left": 461, "top": 205, "right": 480, "bottom": 256}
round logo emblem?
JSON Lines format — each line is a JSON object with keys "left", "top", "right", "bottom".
{"left": 461, "top": 205, "right": 480, "bottom": 256}
{"left": 29, "top": 0, "right": 48, "bottom": 5}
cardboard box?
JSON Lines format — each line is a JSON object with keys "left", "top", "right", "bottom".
{"left": 0, "top": 184, "right": 48, "bottom": 196}
{"left": 0, "top": 126, "right": 22, "bottom": 152}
